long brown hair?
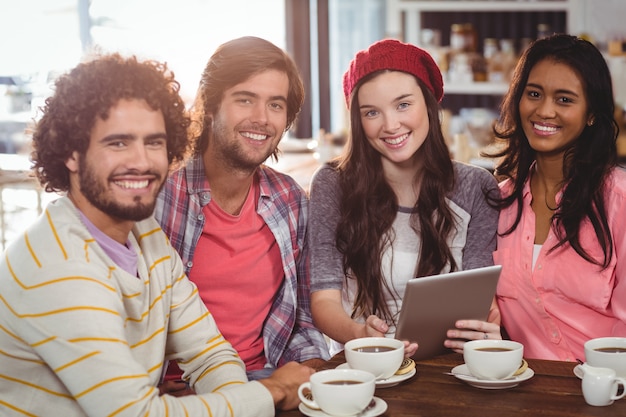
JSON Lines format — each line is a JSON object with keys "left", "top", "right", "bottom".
{"left": 335, "top": 70, "right": 457, "bottom": 324}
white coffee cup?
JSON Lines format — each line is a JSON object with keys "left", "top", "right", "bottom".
{"left": 576, "top": 363, "right": 626, "bottom": 406}
{"left": 463, "top": 339, "right": 524, "bottom": 380}
{"left": 585, "top": 337, "right": 626, "bottom": 378}
{"left": 298, "top": 369, "right": 375, "bottom": 416}
{"left": 344, "top": 337, "right": 404, "bottom": 380}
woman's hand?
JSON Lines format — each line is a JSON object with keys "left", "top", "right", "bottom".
{"left": 362, "top": 315, "right": 389, "bottom": 337}
{"left": 401, "top": 339, "right": 419, "bottom": 358}
{"left": 362, "top": 315, "right": 418, "bottom": 357}
{"left": 443, "top": 297, "right": 502, "bottom": 353}
{"left": 444, "top": 319, "right": 502, "bottom": 353}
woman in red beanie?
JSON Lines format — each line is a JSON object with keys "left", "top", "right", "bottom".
{"left": 308, "top": 39, "right": 502, "bottom": 358}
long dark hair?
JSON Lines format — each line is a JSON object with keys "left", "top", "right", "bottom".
{"left": 488, "top": 34, "right": 618, "bottom": 268}
{"left": 335, "top": 70, "right": 456, "bottom": 324}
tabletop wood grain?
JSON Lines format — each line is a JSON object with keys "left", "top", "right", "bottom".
{"left": 278, "top": 352, "right": 626, "bottom": 417}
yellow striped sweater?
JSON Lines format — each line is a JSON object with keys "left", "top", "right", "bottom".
{"left": 0, "top": 196, "right": 274, "bottom": 416}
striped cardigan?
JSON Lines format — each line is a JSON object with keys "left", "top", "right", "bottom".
{"left": 0, "top": 196, "right": 274, "bottom": 416}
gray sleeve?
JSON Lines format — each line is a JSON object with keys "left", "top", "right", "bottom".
{"left": 308, "top": 165, "right": 345, "bottom": 292}
{"left": 451, "top": 162, "right": 499, "bottom": 270}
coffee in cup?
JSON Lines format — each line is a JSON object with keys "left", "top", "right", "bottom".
{"left": 344, "top": 337, "right": 404, "bottom": 379}
{"left": 463, "top": 339, "right": 524, "bottom": 380}
{"left": 298, "top": 369, "right": 375, "bottom": 416}
{"left": 585, "top": 337, "right": 626, "bottom": 378}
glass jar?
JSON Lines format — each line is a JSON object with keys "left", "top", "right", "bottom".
{"left": 450, "top": 23, "right": 477, "bottom": 53}
{"left": 450, "top": 24, "right": 466, "bottom": 52}
{"left": 537, "top": 24, "right": 551, "bottom": 39}
{"left": 483, "top": 38, "right": 498, "bottom": 60}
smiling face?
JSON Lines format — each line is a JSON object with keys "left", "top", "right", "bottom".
{"left": 519, "top": 58, "right": 593, "bottom": 157}
{"left": 65, "top": 99, "right": 169, "bottom": 232}
{"left": 208, "top": 69, "right": 289, "bottom": 171}
{"left": 357, "top": 71, "right": 430, "bottom": 170}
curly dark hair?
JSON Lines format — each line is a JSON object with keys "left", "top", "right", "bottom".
{"left": 487, "top": 34, "right": 619, "bottom": 268}
{"left": 31, "top": 53, "right": 190, "bottom": 193}
{"left": 335, "top": 70, "right": 456, "bottom": 324}
{"left": 189, "top": 36, "right": 305, "bottom": 158}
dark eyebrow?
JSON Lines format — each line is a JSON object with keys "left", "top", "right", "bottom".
{"left": 232, "top": 90, "right": 288, "bottom": 104}
{"left": 526, "top": 82, "right": 580, "bottom": 97}
{"left": 100, "top": 133, "right": 134, "bottom": 143}
{"left": 100, "top": 132, "right": 167, "bottom": 143}
{"left": 145, "top": 133, "right": 168, "bottom": 141}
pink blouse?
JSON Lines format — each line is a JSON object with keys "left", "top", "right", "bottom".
{"left": 495, "top": 168, "right": 626, "bottom": 361}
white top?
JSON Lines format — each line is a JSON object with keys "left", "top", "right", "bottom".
{"left": 533, "top": 244, "right": 542, "bottom": 270}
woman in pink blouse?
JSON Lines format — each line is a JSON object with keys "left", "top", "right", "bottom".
{"left": 488, "top": 34, "right": 626, "bottom": 362}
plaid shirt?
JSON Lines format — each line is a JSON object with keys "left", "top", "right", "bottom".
{"left": 155, "top": 154, "right": 329, "bottom": 367}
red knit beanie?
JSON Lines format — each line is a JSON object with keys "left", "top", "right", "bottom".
{"left": 342, "top": 38, "right": 444, "bottom": 107}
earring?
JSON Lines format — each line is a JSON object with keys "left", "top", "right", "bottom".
{"left": 587, "top": 119, "right": 594, "bottom": 126}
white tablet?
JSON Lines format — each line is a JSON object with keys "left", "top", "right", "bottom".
{"left": 394, "top": 265, "right": 502, "bottom": 361}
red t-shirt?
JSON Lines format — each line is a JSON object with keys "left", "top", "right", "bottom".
{"left": 166, "top": 182, "right": 283, "bottom": 379}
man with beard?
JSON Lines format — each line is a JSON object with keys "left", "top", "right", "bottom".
{"left": 0, "top": 53, "right": 313, "bottom": 417}
{"left": 155, "top": 37, "right": 329, "bottom": 392}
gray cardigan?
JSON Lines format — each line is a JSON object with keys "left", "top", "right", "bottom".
{"left": 308, "top": 160, "right": 499, "bottom": 294}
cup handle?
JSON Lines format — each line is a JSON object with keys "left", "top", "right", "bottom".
{"left": 573, "top": 364, "right": 585, "bottom": 379}
{"left": 612, "top": 377, "right": 626, "bottom": 401}
{"left": 297, "top": 382, "right": 320, "bottom": 410}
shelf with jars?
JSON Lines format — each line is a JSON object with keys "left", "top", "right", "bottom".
{"left": 386, "top": 0, "right": 581, "bottom": 101}
{"left": 387, "top": 0, "right": 581, "bottom": 47}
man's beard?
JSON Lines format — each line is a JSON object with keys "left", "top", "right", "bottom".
{"left": 78, "top": 157, "right": 163, "bottom": 222}
{"left": 212, "top": 117, "right": 277, "bottom": 172}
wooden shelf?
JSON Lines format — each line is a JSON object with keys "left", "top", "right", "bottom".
{"left": 387, "top": 0, "right": 581, "bottom": 49}
{"left": 444, "top": 80, "right": 510, "bottom": 95}
{"left": 386, "top": 0, "right": 581, "bottom": 113}
{"left": 393, "top": 0, "right": 574, "bottom": 13}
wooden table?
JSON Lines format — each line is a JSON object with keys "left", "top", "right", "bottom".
{"left": 278, "top": 352, "right": 626, "bottom": 417}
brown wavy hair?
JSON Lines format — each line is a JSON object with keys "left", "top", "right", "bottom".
{"left": 335, "top": 70, "right": 456, "bottom": 324}
{"left": 189, "top": 36, "right": 305, "bottom": 159}
{"left": 31, "top": 53, "right": 190, "bottom": 193}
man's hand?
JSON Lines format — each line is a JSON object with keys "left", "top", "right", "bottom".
{"left": 259, "top": 361, "right": 315, "bottom": 410}
{"left": 158, "top": 379, "right": 196, "bottom": 397}
{"left": 300, "top": 358, "right": 328, "bottom": 371}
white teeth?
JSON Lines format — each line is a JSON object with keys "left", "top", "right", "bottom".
{"left": 383, "top": 133, "right": 408, "bottom": 145}
{"left": 114, "top": 180, "right": 149, "bottom": 189}
{"left": 534, "top": 123, "right": 557, "bottom": 133}
{"left": 241, "top": 132, "right": 268, "bottom": 141}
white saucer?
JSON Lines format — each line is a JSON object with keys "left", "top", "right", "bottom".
{"left": 451, "top": 364, "right": 535, "bottom": 389}
{"left": 298, "top": 396, "right": 387, "bottom": 417}
{"left": 336, "top": 362, "right": 416, "bottom": 388}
